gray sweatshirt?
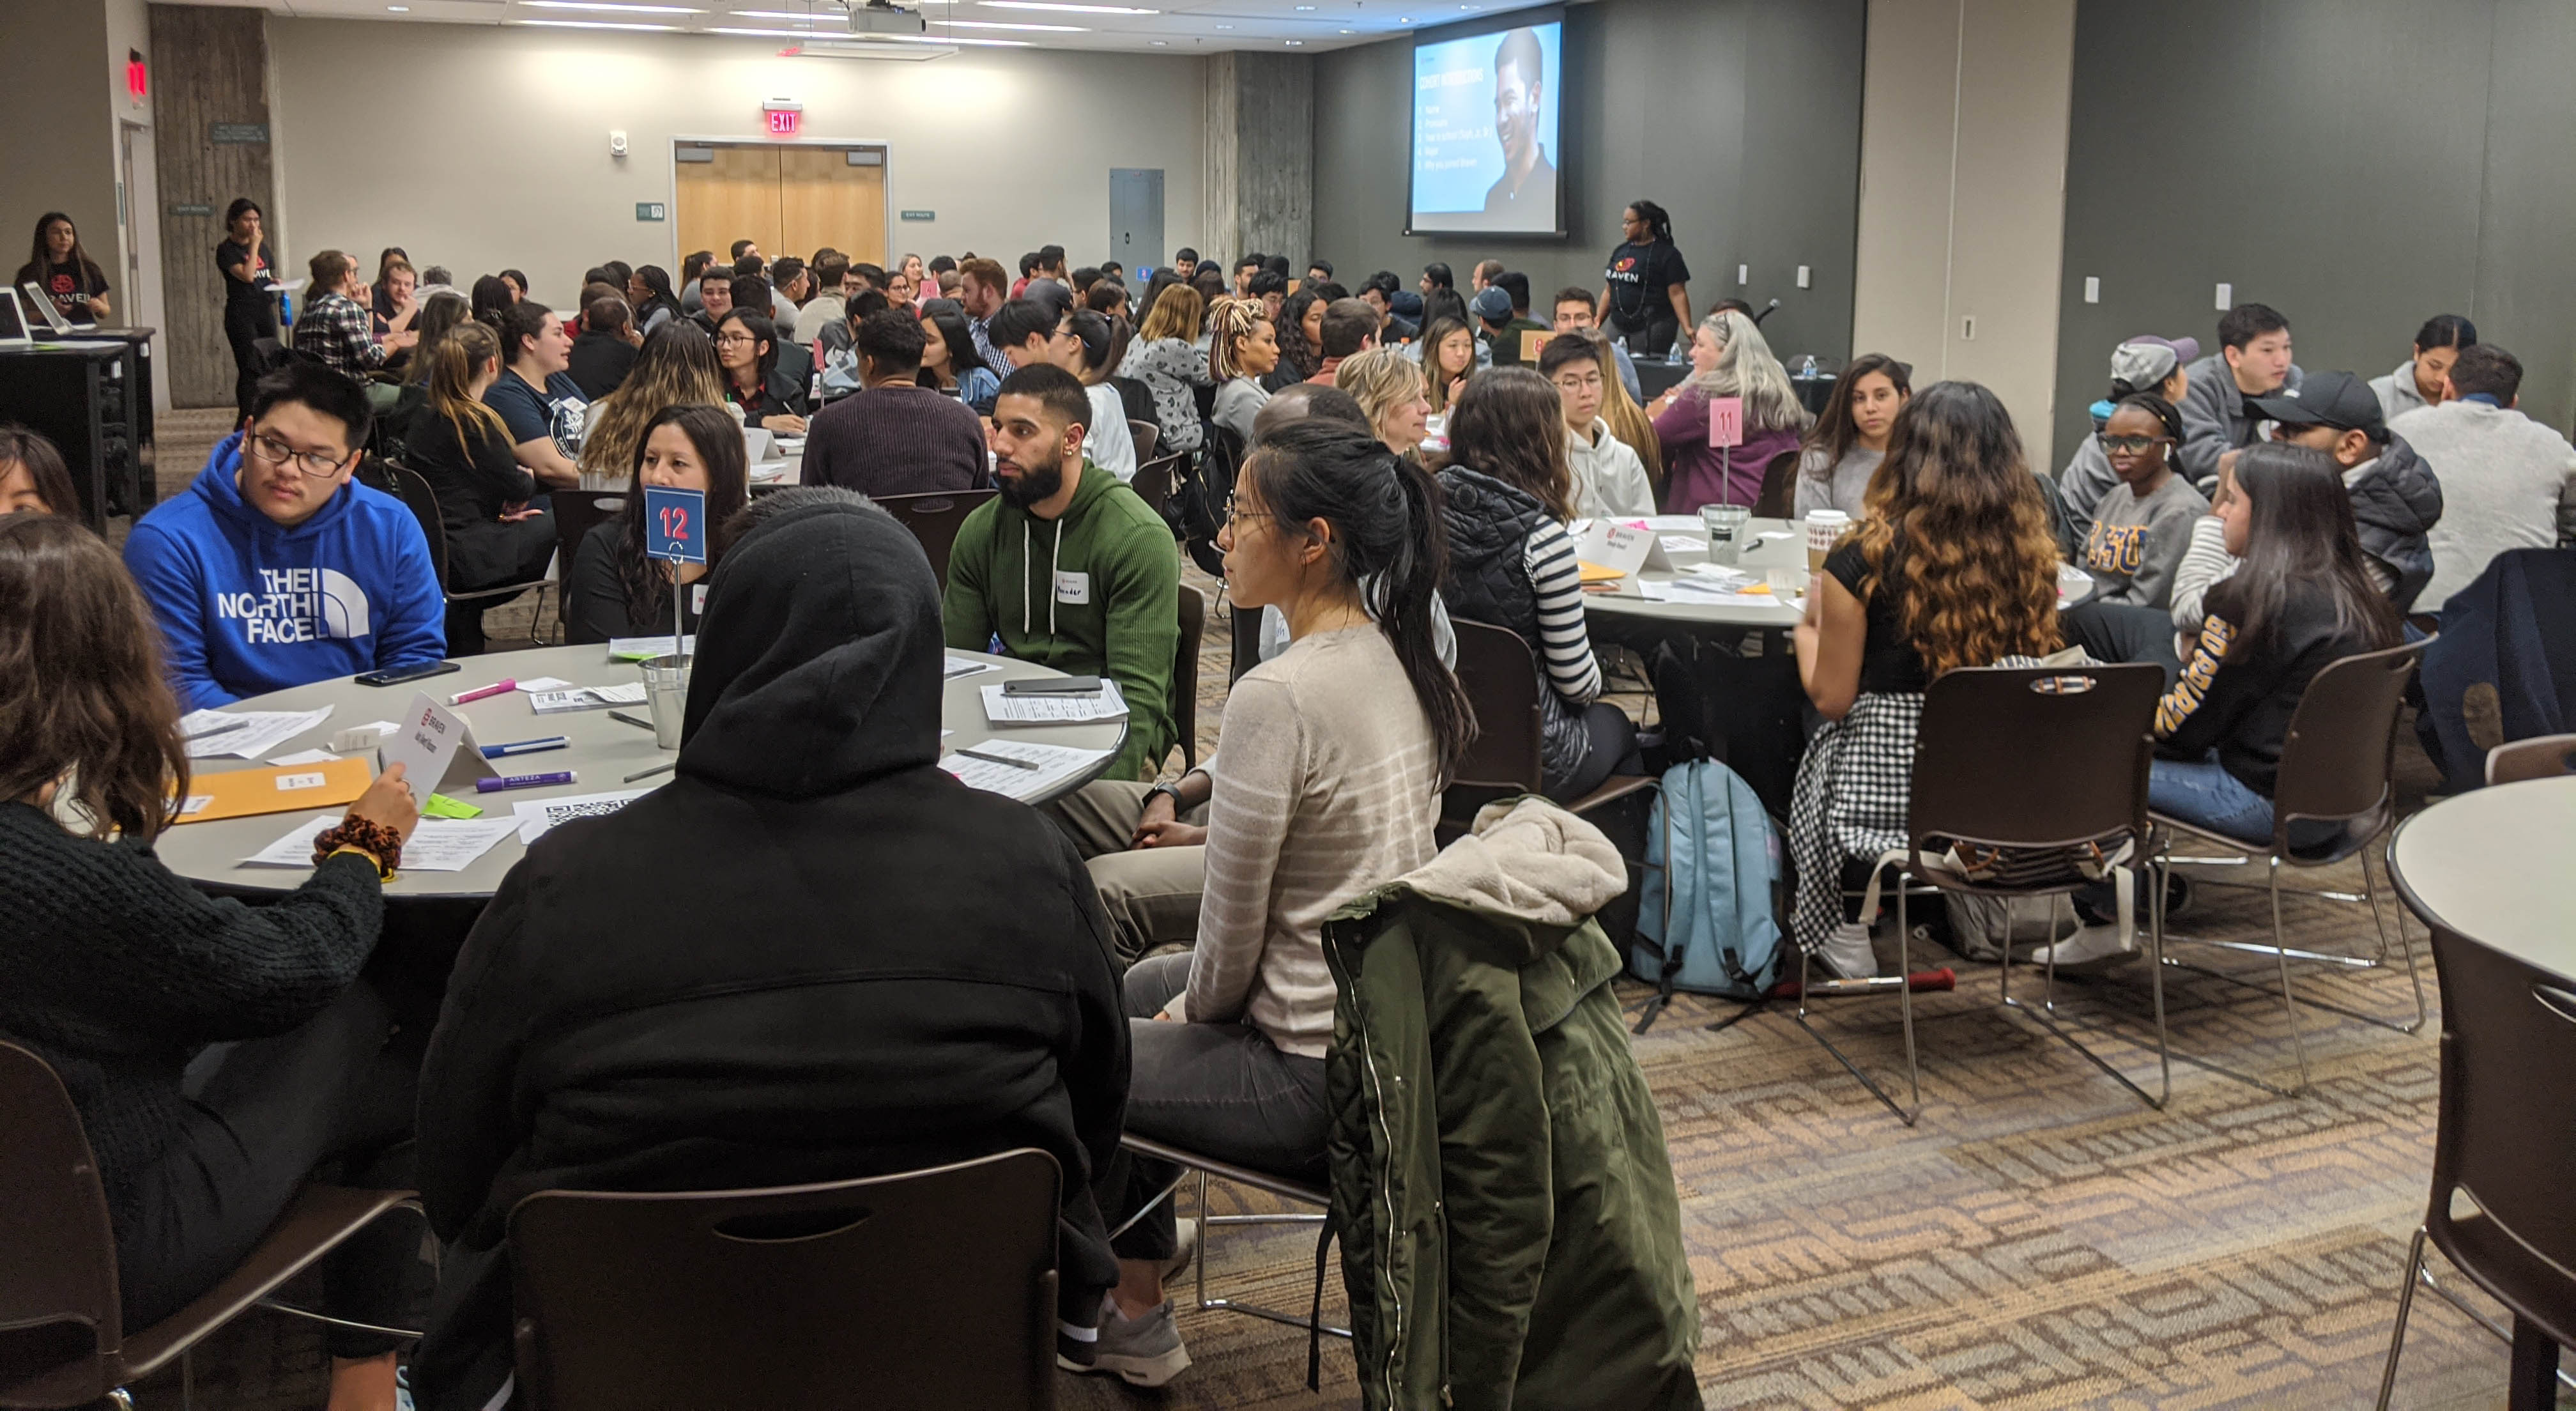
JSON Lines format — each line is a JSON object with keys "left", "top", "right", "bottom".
{"left": 2178, "top": 354, "right": 2303, "bottom": 486}
{"left": 2080, "top": 472, "right": 2209, "bottom": 610}
{"left": 2370, "top": 359, "right": 2434, "bottom": 424}
{"left": 1792, "top": 445, "right": 1883, "bottom": 518}
{"left": 2389, "top": 398, "right": 2576, "bottom": 610}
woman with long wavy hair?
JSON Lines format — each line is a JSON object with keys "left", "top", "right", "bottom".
{"left": 1787, "top": 380, "right": 2064, "bottom": 978}
{"left": 574, "top": 320, "right": 729, "bottom": 486}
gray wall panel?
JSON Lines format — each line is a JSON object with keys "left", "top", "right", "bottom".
{"left": 1310, "top": 0, "right": 1863, "bottom": 364}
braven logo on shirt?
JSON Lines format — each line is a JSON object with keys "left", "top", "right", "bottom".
{"left": 213, "top": 567, "right": 373, "bottom": 644}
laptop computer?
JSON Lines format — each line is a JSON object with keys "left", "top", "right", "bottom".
{"left": 18, "top": 282, "right": 77, "bottom": 335}
{"left": 0, "top": 289, "right": 31, "bottom": 348}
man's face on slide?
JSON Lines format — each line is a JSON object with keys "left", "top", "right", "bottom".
{"left": 1494, "top": 58, "right": 1538, "bottom": 165}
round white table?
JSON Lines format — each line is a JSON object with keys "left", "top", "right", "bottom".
{"left": 2387, "top": 775, "right": 2576, "bottom": 983}
{"left": 155, "top": 644, "right": 1125, "bottom": 900}
{"left": 1581, "top": 515, "right": 2097, "bottom": 626}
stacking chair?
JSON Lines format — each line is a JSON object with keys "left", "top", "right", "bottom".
{"left": 0, "top": 1042, "right": 417, "bottom": 1411}
{"left": 1445, "top": 620, "right": 1659, "bottom": 826}
{"left": 379, "top": 461, "right": 555, "bottom": 652}
{"left": 1127, "top": 418, "right": 1160, "bottom": 467}
{"left": 547, "top": 488, "right": 629, "bottom": 589}
{"left": 1173, "top": 584, "right": 1204, "bottom": 771}
{"left": 1228, "top": 596, "right": 1264, "bottom": 684}
{"left": 2485, "top": 732, "right": 2576, "bottom": 786}
{"left": 874, "top": 488, "right": 999, "bottom": 589}
{"left": 1798, "top": 663, "right": 2168, "bottom": 1125}
{"left": 509, "top": 1150, "right": 1061, "bottom": 1411}
{"left": 2152, "top": 640, "right": 2430, "bottom": 1096}
{"left": 2375, "top": 925, "right": 2576, "bottom": 1409}
{"left": 1749, "top": 447, "right": 1804, "bottom": 518}
{"left": 1131, "top": 450, "right": 1185, "bottom": 520}
{"left": 1112, "top": 1135, "right": 1346, "bottom": 1389}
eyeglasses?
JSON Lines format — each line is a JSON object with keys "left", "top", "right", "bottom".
{"left": 1220, "top": 493, "right": 1278, "bottom": 530}
{"left": 244, "top": 430, "right": 351, "bottom": 479}
{"left": 2096, "top": 433, "right": 2171, "bottom": 454}
{"left": 714, "top": 333, "right": 758, "bottom": 347}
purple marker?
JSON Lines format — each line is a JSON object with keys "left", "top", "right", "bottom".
{"left": 475, "top": 770, "right": 576, "bottom": 793}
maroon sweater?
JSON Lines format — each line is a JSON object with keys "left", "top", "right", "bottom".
{"left": 802, "top": 383, "right": 992, "bottom": 498}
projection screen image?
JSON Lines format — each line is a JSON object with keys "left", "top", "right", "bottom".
{"left": 1407, "top": 19, "right": 1565, "bottom": 235}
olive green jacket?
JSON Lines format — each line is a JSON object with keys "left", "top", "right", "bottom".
{"left": 1322, "top": 798, "right": 1702, "bottom": 1411}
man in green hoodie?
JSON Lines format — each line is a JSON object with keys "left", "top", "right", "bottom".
{"left": 944, "top": 362, "right": 1181, "bottom": 780}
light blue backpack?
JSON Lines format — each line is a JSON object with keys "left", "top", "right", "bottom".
{"left": 1630, "top": 759, "right": 1786, "bottom": 1030}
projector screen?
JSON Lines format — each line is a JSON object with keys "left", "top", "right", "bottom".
{"left": 1407, "top": 16, "right": 1565, "bottom": 236}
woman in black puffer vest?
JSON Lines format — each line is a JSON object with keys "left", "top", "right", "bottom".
{"left": 1436, "top": 367, "right": 1641, "bottom": 801}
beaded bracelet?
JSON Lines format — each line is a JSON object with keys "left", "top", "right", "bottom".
{"left": 312, "top": 817, "right": 402, "bottom": 877}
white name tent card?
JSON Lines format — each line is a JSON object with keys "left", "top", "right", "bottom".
{"left": 1574, "top": 520, "right": 1675, "bottom": 581}
{"left": 379, "top": 691, "right": 499, "bottom": 794}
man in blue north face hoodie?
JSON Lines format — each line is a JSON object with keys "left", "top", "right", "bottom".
{"left": 125, "top": 362, "right": 445, "bottom": 711}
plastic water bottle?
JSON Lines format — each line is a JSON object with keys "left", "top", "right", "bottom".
{"left": 1800, "top": 355, "right": 1818, "bottom": 378}
{"left": 1667, "top": 339, "right": 1684, "bottom": 366}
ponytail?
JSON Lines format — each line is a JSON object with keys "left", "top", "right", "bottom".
{"left": 1246, "top": 420, "right": 1476, "bottom": 783}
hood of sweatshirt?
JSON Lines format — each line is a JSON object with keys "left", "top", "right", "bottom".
{"left": 1372, "top": 796, "right": 1627, "bottom": 964}
{"left": 678, "top": 493, "right": 944, "bottom": 798}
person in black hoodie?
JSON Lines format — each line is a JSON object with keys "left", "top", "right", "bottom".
{"left": 410, "top": 486, "right": 1131, "bottom": 1411}
{"left": 2154, "top": 442, "right": 2401, "bottom": 847}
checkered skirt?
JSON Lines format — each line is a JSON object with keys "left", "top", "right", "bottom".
{"left": 1787, "top": 690, "right": 1923, "bottom": 955}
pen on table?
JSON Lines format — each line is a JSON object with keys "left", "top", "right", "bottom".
{"left": 473, "top": 770, "right": 576, "bottom": 793}
{"left": 956, "top": 747, "right": 1041, "bottom": 772}
{"left": 450, "top": 679, "right": 516, "bottom": 706}
{"left": 623, "top": 762, "right": 677, "bottom": 783}
{"left": 183, "top": 716, "right": 250, "bottom": 740}
{"left": 480, "top": 736, "right": 569, "bottom": 759}
{"left": 608, "top": 711, "right": 657, "bottom": 731}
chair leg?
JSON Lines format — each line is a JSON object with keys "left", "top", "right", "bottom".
{"left": 1784, "top": 916, "right": 1922, "bottom": 1127}
{"left": 2375, "top": 1224, "right": 2429, "bottom": 1411}
{"left": 2366, "top": 844, "right": 2430, "bottom": 1035}
{"left": 1997, "top": 883, "right": 2170, "bottom": 1111}
{"left": 2269, "top": 856, "right": 2313, "bottom": 1095}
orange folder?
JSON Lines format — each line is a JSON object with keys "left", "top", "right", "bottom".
{"left": 175, "top": 757, "right": 372, "bottom": 824}
{"left": 1578, "top": 560, "right": 1626, "bottom": 583}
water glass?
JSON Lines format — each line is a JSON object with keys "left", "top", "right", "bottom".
{"left": 1700, "top": 504, "right": 1751, "bottom": 566}
{"left": 642, "top": 654, "right": 693, "bottom": 750}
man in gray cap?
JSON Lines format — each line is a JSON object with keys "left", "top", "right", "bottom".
{"left": 2060, "top": 333, "right": 2199, "bottom": 528}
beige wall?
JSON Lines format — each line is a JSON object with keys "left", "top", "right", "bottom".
{"left": 0, "top": 2, "right": 118, "bottom": 307}
{"left": 265, "top": 18, "right": 1211, "bottom": 307}
{"left": 1851, "top": 0, "right": 2074, "bottom": 454}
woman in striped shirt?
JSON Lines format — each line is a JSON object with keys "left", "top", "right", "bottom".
{"left": 1436, "top": 366, "right": 1641, "bottom": 801}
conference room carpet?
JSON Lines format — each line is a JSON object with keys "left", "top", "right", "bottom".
{"left": 134, "top": 408, "right": 2538, "bottom": 1408}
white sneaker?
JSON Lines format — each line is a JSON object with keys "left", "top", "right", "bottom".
{"left": 1816, "top": 921, "right": 1879, "bottom": 980}
{"left": 2029, "top": 922, "right": 2137, "bottom": 975}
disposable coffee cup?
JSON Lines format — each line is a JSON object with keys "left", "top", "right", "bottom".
{"left": 1701, "top": 504, "right": 1751, "bottom": 566}
{"left": 641, "top": 654, "right": 693, "bottom": 750}
{"left": 1805, "top": 509, "right": 1851, "bottom": 571}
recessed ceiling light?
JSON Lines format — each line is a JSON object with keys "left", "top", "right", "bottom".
{"left": 387, "top": 4, "right": 408, "bottom": 9}
{"left": 978, "top": 1, "right": 1157, "bottom": 12}
{"left": 1213, "top": 22, "right": 1230, "bottom": 27}
{"left": 1283, "top": 38, "right": 1303, "bottom": 44}
{"left": 1294, "top": 3, "right": 1314, "bottom": 8}
{"left": 942, "top": 18, "right": 1088, "bottom": 29}
{"left": 729, "top": 9, "right": 827, "bottom": 17}
{"left": 1338, "top": 26, "right": 1351, "bottom": 31}
{"left": 885, "top": 31, "right": 1032, "bottom": 44}
{"left": 708, "top": 25, "right": 823, "bottom": 35}
{"left": 514, "top": 18, "right": 684, "bottom": 27}
{"left": 521, "top": 1, "right": 707, "bottom": 12}
{"left": 1151, "top": 38, "right": 1167, "bottom": 44}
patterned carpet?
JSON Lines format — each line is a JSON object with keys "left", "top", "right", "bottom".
{"left": 130, "top": 410, "right": 2548, "bottom": 1408}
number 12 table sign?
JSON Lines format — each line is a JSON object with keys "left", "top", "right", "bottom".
{"left": 641, "top": 485, "right": 706, "bottom": 649}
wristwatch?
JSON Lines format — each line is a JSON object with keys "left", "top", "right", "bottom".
{"left": 1146, "top": 780, "right": 1189, "bottom": 814}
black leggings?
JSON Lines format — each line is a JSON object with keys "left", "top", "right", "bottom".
{"left": 224, "top": 298, "right": 279, "bottom": 419}
{"left": 120, "top": 981, "right": 423, "bottom": 1359}
{"left": 1606, "top": 311, "right": 1679, "bottom": 361}
{"left": 1547, "top": 700, "right": 1644, "bottom": 804}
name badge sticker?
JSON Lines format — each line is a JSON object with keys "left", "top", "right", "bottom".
{"left": 1054, "top": 570, "right": 1091, "bottom": 605}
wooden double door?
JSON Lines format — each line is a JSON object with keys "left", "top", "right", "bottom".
{"left": 674, "top": 142, "right": 887, "bottom": 269}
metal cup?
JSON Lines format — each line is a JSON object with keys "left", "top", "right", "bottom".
{"left": 1700, "top": 503, "right": 1751, "bottom": 566}
{"left": 641, "top": 654, "right": 692, "bottom": 750}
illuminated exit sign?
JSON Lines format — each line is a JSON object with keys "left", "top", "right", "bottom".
{"left": 763, "top": 99, "right": 802, "bottom": 136}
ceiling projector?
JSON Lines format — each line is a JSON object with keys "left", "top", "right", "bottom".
{"left": 847, "top": 1, "right": 927, "bottom": 35}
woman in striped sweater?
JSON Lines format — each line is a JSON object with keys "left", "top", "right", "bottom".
{"left": 1437, "top": 366, "right": 1641, "bottom": 801}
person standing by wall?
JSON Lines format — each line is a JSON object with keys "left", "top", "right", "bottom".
{"left": 1599, "top": 200, "right": 1689, "bottom": 359}
{"left": 215, "top": 199, "right": 280, "bottom": 419}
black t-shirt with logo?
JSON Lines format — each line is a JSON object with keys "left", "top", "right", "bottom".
{"left": 216, "top": 240, "right": 275, "bottom": 309}
{"left": 15, "top": 258, "right": 105, "bottom": 322}
{"left": 1603, "top": 240, "right": 1689, "bottom": 327}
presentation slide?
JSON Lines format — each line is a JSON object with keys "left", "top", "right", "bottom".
{"left": 1407, "top": 19, "right": 1564, "bottom": 236}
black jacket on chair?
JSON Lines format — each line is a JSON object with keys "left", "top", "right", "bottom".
{"left": 410, "top": 494, "right": 1131, "bottom": 1411}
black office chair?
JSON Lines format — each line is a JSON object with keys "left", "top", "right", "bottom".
{"left": 875, "top": 489, "right": 999, "bottom": 589}
{"left": 509, "top": 1150, "right": 1061, "bottom": 1411}
{"left": 1173, "top": 585, "right": 1204, "bottom": 772}
{"left": 378, "top": 461, "right": 556, "bottom": 654}
{"left": 1446, "top": 620, "right": 1658, "bottom": 824}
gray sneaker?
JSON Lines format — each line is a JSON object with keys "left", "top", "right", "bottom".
{"left": 1065, "top": 1300, "right": 1191, "bottom": 1387}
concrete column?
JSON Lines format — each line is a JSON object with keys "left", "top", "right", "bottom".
{"left": 1200, "top": 51, "right": 1313, "bottom": 265}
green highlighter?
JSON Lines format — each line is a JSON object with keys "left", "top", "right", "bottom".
{"left": 422, "top": 793, "right": 484, "bottom": 820}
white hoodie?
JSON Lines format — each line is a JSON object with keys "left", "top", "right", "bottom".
{"left": 1566, "top": 417, "right": 1654, "bottom": 518}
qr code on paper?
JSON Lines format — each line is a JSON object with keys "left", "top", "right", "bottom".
{"left": 541, "top": 799, "right": 632, "bottom": 824}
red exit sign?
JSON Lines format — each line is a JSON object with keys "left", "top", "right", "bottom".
{"left": 763, "top": 102, "right": 801, "bottom": 136}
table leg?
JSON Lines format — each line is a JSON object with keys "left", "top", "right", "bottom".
{"left": 2508, "top": 1315, "right": 2560, "bottom": 1411}
{"left": 85, "top": 364, "right": 109, "bottom": 532}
